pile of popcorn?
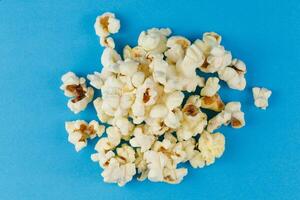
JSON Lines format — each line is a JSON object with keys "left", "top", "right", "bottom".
{"left": 60, "top": 12, "right": 272, "bottom": 186}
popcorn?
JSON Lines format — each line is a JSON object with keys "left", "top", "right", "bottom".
{"left": 138, "top": 28, "right": 171, "bottom": 53}
{"left": 177, "top": 41, "right": 205, "bottom": 77}
{"left": 65, "top": 120, "right": 105, "bottom": 152}
{"left": 60, "top": 72, "right": 94, "bottom": 114}
{"left": 61, "top": 13, "right": 272, "bottom": 186}
{"left": 200, "top": 93, "right": 225, "bottom": 112}
{"left": 101, "top": 47, "right": 122, "bottom": 70}
{"left": 129, "top": 126, "right": 156, "bottom": 152}
{"left": 195, "top": 32, "right": 232, "bottom": 73}
{"left": 143, "top": 150, "right": 187, "bottom": 184}
{"left": 218, "top": 58, "right": 247, "bottom": 90}
{"left": 101, "top": 157, "right": 136, "bottom": 186}
{"left": 252, "top": 87, "right": 272, "bottom": 109}
{"left": 224, "top": 102, "right": 245, "bottom": 128}
{"left": 94, "top": 12, "right": 120, "bottom": 48}
{"left": 201, "top": 77, "right": 220, "bottom": 97}
{"left": 165, "top": 36, "right": 191, "bottom": 64}
{"left": 177, "top": 96, "right": 207, "bottom": 141}
{"left": 94, "top": 12, "right": 120, "bottom": 38}
{"left": 198, "top": 131, "right": 225, "bottom": 166}
{"left": 87, "top": 72, "right": 103, "bottom": 89}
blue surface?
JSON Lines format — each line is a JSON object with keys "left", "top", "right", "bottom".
{"left": 1, "top": 0, "right": 300, "bottom": 199}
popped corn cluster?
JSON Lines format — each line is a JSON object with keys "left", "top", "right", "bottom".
{"left": 60, "top": 12, "right": 272, "bottom": 186}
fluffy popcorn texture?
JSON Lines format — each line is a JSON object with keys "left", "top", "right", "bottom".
{"left": 65, "top": 120, "right": 105, "bottom": 152}
{"left": 218, "top": 58, "right": 247, "bottom": 90}
{"left": 60, "top": 12, "right": 273, "bottom": 186}
{"left": 252, "top": 87, "right": 272, "bottom": 109}
{"left": 198, "top": 131, "right": 225, "bottom": 166}
{"left": 138, "top": 28, "right": 171, "bottom": 53}
{"left": 177, "top": 96, "right": 207, "bottom": 141}
{"left": 60, "top": 72, "right": 94, "bottom": 114}
{"left": 224, "top": 102, "right": 245, "bottom": 128}
{"left": 201, "top": 77, "right": 220, "bottom": 97}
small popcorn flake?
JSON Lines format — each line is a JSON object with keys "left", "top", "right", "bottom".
{"left": 60, "top": 11, "right": 271, "bottom": 186}
{"left": 60, "top": 72, "right": 94, "bottom": 114}
{"left": 252, "top": 87, "right": 272, "bottom": 109}
{"left": 65, "top": 120, "right": 105, "bottom": 152}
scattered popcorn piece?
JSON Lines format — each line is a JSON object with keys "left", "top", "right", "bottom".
{"left": 201, "top": 77, "right": 220, "bottom": 97}
{"left": 252, "top": 87, "right": 272, "bottom": 109}
{"left": 65, "top": 120, "right": 105, "bottom": 152}
{"left": 60, "top": 72, "right": 94, "bottom": 114}
{"left": 94, "top": 12, "right": 120, "bottom": 37}
{"left": 218, "top": 58, "right": 247, "bottom": 90}
{"left": 198, "top": 131, "right": 225, "bottom": 166}
{"left": 224, "top": 102, "right": 245, "bottom": 128}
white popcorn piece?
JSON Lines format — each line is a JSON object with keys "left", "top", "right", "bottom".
{"left": 252, "top": 87, "right": 272, "bottom": 109}
{"left": 114, "top": 117, "right": 134, "bottom": 138}
{"left": 198, "top": 131, "right": 225, "bottom": 166}
{"left": 195, "top": 32, "right": 232, "bottom": 73}
{"left": 60, "top": 72, "right": 94, "bottom": 114}
{"left": 119, "top": 59, "right": 139, "bottom": 76}
{"left": 177, "top": 96, "right": 207, "bottom": 141}
{"left": 150, "top": 58, "right": 169, "bottom": 85}
{"left": 101, "top": 47, "right": 122, "bottom": 70}
{"left": 189, "top": 150, "right": 205, "bottom": 168}
{"left": 143, "top": 150, "right": 167, "bottom": 182}
{"left": 65, "top": 120, "right": 105, "bottom": 152}
{"left": 177, "top": 41, "right": 205, "bottom": 78}
{"left": 163, "top": 167, "right": 188, "bottom": 184}
{"left": 87, "top": 72, "right": 103, "bottom": 89}
{"left": 201, "top": 77, "right": 220, "bottom": 97}
{"left": 101, "top": 157, "right": 136, "bottom": 187}
{"left": 116, "top": 144, "right": 136, "bottom": 164}
{"left": 135, "top": 148, "right": 148, "bottom": 181}
{"left": 131, "top": 71, "right": 145, "bottom": 88}
{"left": 123, "top": 45, "right": 148, "bottom": 64}
{"left": 224, "top": 102, "right": 245, "bottom": 128}
{"left": 138, "top": 28, "right": 171, "bottom": 53}
{"left": 165, "top": 36, "right": 191, "bottom": 64}
{"left": 129, "top": 126, "right": 156, "bottom": 152}
{"left": 218, "top": 58, "right": 247, "bottom": 90}
{"left": 94, "top": 12, "right": 120, "bottom": 38}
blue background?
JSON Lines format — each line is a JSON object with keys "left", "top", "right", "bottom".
{"left": 1, "top": 0, "right": 299, "bottom": 199}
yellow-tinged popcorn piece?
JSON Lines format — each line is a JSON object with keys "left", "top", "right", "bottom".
{"left": 198, "top": 131, "right": 225, "bottom": 166}
{"left": 252, "top": 87, "right": 272, "bottom": 109}
{"left": 200, "top": 93, "right": 225, "bottom": 112}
